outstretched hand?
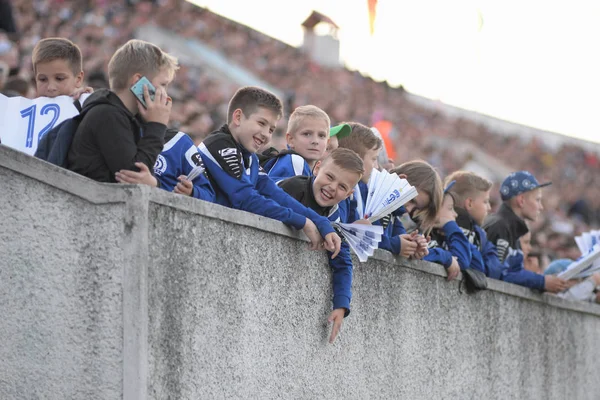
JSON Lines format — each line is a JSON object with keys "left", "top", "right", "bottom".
{"left": 323, "top": 232, "right": 341, "bottom": 259}
{"left": 327, "top": 308, "right": 345, "bottom": 344}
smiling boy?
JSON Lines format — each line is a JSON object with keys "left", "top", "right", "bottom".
{"left": 279, "top": 148, "right": 364, "bottom": 343}
{"left": 198, "top": 86, "right": 341, "bottom": 257}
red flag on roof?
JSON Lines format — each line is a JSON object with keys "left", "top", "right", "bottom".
{"left": 368, "top": 0, "right": 377, "bottom": 36}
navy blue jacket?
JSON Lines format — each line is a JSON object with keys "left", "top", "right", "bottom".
{"left": 263, "top": 151, "right": 312, "bottom": 183}
{"left": 198, "top": 124, "right": 335, "bottom": 237}
{"left": 279, "top": 175, "right": 353, "bottom": 314}
{"left": 153, "top": 130, "right": 215, "bottom": 202}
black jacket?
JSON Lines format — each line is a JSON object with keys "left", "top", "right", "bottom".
{"left": 482, "top": 203, "right": 529, "bottom": 263}
{"left": 278, "top": 175, "right": 331, "bottom": 217}
{"left": 67, "top": 89, "right": 167, "bottom": 182}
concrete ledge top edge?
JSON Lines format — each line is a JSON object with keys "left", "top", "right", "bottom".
{"left": 148, "top": 189, "right": 600, "bottom": 316}
{"left": 0, "top": 145, "right": 130, "bottom": 204}
{"left": 3, "top": 144, "right": 599, "bottom": 317}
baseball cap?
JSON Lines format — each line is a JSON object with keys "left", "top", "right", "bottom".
{"left": 444, "top": 180, "right": 456, "bottom": 194}
{"left": 500, "top": 171, "right": 552, "bottom": 201}
{"left": 330, "top": 123, "right": 351, "bottom": 139}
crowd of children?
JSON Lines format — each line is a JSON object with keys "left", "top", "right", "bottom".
{"left": 8, "top": 35, "right": 599, "bottom": 344}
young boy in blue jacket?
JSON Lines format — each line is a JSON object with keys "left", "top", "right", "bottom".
{"left": 198, "top": 86, "right": 341, "bottom": 257}
{"left": 278, "top": 148, "right": 364, "bottom": 344}
{"left": 443, "top": 171, "right": 507, "bottom": 280}
{"left": 263, "top": 106, "right": 351, "bottom": 183}
{"left": 115, "top": 128, "right": 215, "bottom": 202}
{"left": 424, "top": 182, "right": 472, "bottom": 281}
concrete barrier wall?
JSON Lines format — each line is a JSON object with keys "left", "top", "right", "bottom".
{"left": 1, "top": 144, "right": 599, "bottom": 399}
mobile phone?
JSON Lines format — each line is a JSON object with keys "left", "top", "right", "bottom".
{"left": 130, "top": 76, "right": 156, "bottom": 108}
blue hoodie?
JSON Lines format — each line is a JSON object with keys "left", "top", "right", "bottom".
{"left": 198, "top": 125, "right": 335, "bottom": 238}
{"left": 263, "top": 151, "right": 312, "bottom": 183}
{"left": 278, "top": 175, "right": 353, "bottom": 313}
{"left": 153, "top": 130, "right": 215, "bottom": 202}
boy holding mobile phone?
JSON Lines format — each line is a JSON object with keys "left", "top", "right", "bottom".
{"left": 67, "top": 39, "right": 179, "bottom": 183}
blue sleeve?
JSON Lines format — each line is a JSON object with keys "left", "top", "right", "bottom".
{"left": 267, "top": 154, "right": 311, "bottom": 183}
{"left": 424, "top": 248, "right": 453, "bottom": 268}
{"left": 378, "top": 216, "right": 406, "bottom": 255}
{"left": 502, "top": 251, "right": 545, "bottom": 290}
{"left": 328, "top": 241, "right": 353, "bottom": 314}
{"left": 441, "top": 221, "right": 472, "bottom": 270}
{"left": 481, "top": 240, "right": 505, "bottom": 280}
{"left": 200, "top": 150, "right": 307, "bottom": 230}
{"left": 190, "top": 175, "right": 216, "bottom": 202}
{"left": 469, "top": 244, "right": 486, "bottom": 274}
{"left": 256, "top": 171, "right": 335, "bottom": 237}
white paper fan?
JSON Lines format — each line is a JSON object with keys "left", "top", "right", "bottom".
{"left": 333, "top": 222, "right": 384, "bottom": 262}
{"left": 558, "top": 244, "right": 600, "bottom": 280}
{"left": 185, "top": 165, "right": 206, "bottom": 181}
{"left": 358, "top": 168, "right": 418, "bottom": 223}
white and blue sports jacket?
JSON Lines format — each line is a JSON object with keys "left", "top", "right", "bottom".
{"left": 198, "top": 125, "right": 335, "bottom": 237}
{"left": 153, "top": 130, "right": 215, "bottom": 202}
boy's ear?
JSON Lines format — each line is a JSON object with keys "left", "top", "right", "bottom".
{"left": 465, "top": 197, "right": 473, "bottom": 210}
{"left": 75, "top": 71, "right": 84, "bottom": 88}
{"left": 129, "top": 73, "right": 143, "bottom": 87}
{"left": 231, "top": 108, "right": 243, "bottom": 126}
{"left": 313, "top": 160, "right": 322, "bottom": 174}
{"left": 399, "top": 173, "right": 408, "bottom": 180}
{"left": 285, "top": 131, "right": 294, "bottom": 147}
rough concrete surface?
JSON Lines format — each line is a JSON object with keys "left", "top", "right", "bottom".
{"left": 1, "top": 145, "right": 600, "bottom": 400}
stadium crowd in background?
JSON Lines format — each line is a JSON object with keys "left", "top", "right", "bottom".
{"left": 1, "top": 0, "right": 599, "bottom": 321}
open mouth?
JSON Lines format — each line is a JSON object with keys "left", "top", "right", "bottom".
{"left": 253, "top": 137, "right": 263, "bottom": 149}
{"left": 320, "top": 188, "right": 333, "bottom": 202}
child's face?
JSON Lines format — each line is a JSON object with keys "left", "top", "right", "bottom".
{"left": 438, "top": 194, "right": 458, "bottom": 221}
{"left": 361, "top": 146, "right": 379, "bottom": 183}
{"left": 35, "top": 59, "right": 83, "bottom": 98}
{"left": 312, "top": 160, "right": 361, "bottom": 207}
{"left": 324, "top": 135, "right": 339, "bottom": 158}
{"left": 405, "top": 191, "right": 431, "bottom": 220}
{"left": 468, "top": 190, "right": 491, "bottom": 226}
{"left": 150, "top": 68, "right": 173, "bottom": 93}
{"left": 231, "top": 106, "right": 279, "bottom": 153}
{"left": 519, "top": 188, "right": 544, "bottom": 222}
{"left": 286, "top": 117, "right": 329, "bottom": 163}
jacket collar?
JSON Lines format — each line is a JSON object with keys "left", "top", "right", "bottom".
{"left": 455, "top": 207, "right": 475, "bottom": 232}
{"left": 498, "top": 203, "right": 529, "bottom": 238}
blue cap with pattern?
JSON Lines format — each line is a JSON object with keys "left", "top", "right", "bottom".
{"left": 500, "top": 171, "right": 552, "bottom": 201}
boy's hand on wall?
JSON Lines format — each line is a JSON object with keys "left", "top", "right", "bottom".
{"left": 302, "top": 219, "right": 322, "bottom": 251}
{"left": 446, "top": 257, "right": 460, "bottom": 281}
{"left": 323, "top": 232, "right": 341, "bottom": 259}
{"left": 139, "top": 85, "right": 172, "bottom": 125}
{"left": 544, "top": 275, "right": 569, "bottom": 293}
{"left": 174, "top": 176, "right": 193, "bottom": 196}
{"left": 399, "top": 234, "right": 418, "bottom": 258}
{"left": 115, "top": 162, "right": 158, "bottom": 187}
{"left": 327, "top": 308, "right": 345, "bottom": 344}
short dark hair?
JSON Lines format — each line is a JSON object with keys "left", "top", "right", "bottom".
{"left": 444, "top": 171, "right": 493, "bottom": 207}
{"left": 32, "top": 38, "right": 82, "bottom": 75}
{"left": 227, "top": 86, "right": 283, "bottom": 124}
{"left": 322, "top": 148, "right": 364, "bottom": 177}
{"left": 338, "top": 122, "right": 382, "bottom": 158}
